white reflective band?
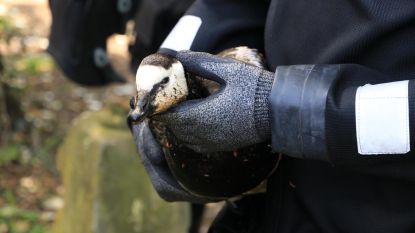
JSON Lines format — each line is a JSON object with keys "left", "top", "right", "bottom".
{"left": 355, "top": 80, "right": 410, "bottom": 155}
{"left": 160, "top": 15, "right": 202, "bottom": 51}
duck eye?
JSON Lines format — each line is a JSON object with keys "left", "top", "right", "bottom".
{"left": 142, "top": 101, "right": 148, "bottom": 110}
{"left": 160, "top": 77, "right": 169, "bottom": 84}
{"left": 129, "top": 96, "right": 135, "bottom": 109}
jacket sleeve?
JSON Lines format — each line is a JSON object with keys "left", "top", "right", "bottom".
{"left": 270, "top": 64, "right": 415, "bottom": 166}
{"left": 159, "top": 0, "right": 269, "bottom": 54}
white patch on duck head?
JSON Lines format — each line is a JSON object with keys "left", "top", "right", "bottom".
{"left": 136, "top": 65, "right": 169, "bottom": 92}
{"left": 135, "top": 61, "right": 188, "bottom": 115}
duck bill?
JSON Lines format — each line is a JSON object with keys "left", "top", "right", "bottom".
{"left": 127, "top": 94, "right": 153, "bottom": 125}
{"left": 128, "top": 108, "right": 149, "bottom": 125}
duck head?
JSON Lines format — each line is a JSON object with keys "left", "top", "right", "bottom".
{"left": 128, "top": 53, "right": 188, "bottom": 124}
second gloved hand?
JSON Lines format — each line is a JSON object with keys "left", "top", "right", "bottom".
{"left": 154, "top": 51, "right": 275, "bottom": 153}
{"left": 131, "top": 120, "right": 214, "bottom": 203}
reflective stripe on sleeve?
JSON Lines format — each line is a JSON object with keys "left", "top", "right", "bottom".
{"left": 160, "top": 15, "right": 202, "bottom": 52}
{"left": 355, "top": 80, "right": 410, "bottom": 155}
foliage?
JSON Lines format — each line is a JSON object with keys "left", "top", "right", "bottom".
{"left": 0, "top": 10, "right": 56, "bottom": 233}
{"left": 14, "top": 55, "right": 54, "bottom": 76}
{"left": 0, "top": 205, "right": 47, "bottom": 233}
{"left": 0, "top": 15, "right": 57, "bottom": 167}
{"left": 0, "top": 144, "right": 20, "bottom": 166}
{"left": 0, "top": 3, "right": 133, "bottom": 233}
{"left": 0, "top": 16, "right": 22, "bottom": 43}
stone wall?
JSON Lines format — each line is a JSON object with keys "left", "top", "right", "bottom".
{"left": 52, "top": 109, "right": 190, "bottom": 233}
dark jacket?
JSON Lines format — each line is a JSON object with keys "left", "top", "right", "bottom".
{"left": 48, "top": 0, "right": 193, "bottom": 85}
{"left": 173, "top": 0, "right": 415, "bottom": 232}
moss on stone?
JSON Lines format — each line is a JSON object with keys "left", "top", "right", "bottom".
{"left": 53, "top": 109, "right": 189, "bottom": 233}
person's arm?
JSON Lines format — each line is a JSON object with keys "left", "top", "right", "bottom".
{"left": 159, "top": 0, "right": 269, "bottom": 54}
{"left": 155, "top": 51, "right": 415, "bottom": 169}
{"left": 271, "top": 64, "right": 415, "bottom": 166}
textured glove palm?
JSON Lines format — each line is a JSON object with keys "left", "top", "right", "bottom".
{"left": 132, "top": 121, "right": 214, "bottom": 203}
{"left": 154, "top": 51, "right": 275, "bottom": 153}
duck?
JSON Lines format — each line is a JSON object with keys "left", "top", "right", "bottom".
{"left": 128, "top": 47, "right": 280, "bottom": 199}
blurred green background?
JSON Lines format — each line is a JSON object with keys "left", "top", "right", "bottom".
{"left": 0, "top": 1, "right": 191, "bottom": 232}
{"left": 0, "top": 1, "right": 222, "bottom": 232}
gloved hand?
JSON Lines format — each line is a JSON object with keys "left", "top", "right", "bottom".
{"left": 130, "top": 120, "right": 214, "bottom": 203}
{"left": 153, "top": 51, "right": 275, "bottom": 153}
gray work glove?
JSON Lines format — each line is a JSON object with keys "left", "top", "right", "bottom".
{"left": 154, "top": 51, "right": 275, "bottom": 153}
{"left": 131, "top": 120, "right": 214, "bottom": 203}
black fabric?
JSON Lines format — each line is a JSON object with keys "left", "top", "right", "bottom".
{"left": 324, "top": 65, "right": 414, "bottom": 165}
{"left": 48, "top": 0, "right": 139, "bottom": 85}
{"left": 187, "top": 0, "right": 269, "bottom": 56}
{"left": 188, "top": 204, "right": 205, "bottom": 233}
{"left": 271, "top": 63, "right": 415, "bottom": 164}
{"left": 183, "top": 0, "right": 415, "bottom": 232}
{"left": 208, "top": 195, "right": 269, "bottom": 233}
{"left": 263, "top": 1, "right": 415, "bottom": 233}
{"left": 264, "top": 0, "right": 415, "bottom": 75}
{"left": 48, "top": 0, "right": 194, "bottom": 85}
{"left": 266, "top": 157, "right": 415, "bottom": 233}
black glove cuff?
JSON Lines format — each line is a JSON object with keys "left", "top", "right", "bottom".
{"left": 254, "top": 70, "right": 274, "bottom": 140}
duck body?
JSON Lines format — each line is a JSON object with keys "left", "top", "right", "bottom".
{"left": 130, "top": 47, "right": 279, "bottom": 199}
